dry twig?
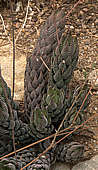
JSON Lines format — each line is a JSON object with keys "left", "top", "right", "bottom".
{"left": 21, "top": 113, "right": 97, "bottom": 170}
{"left": 15, "top": 0, "right": 30, "bottom": 43}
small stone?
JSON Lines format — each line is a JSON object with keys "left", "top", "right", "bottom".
{"left": 92, "top": 23, "right": 95, "bottom": 27}
{"left": 91, "top": 13, "right": 94, "bottom": 16}
{"left": 29, "top": 7, "right": 33, "bottom": 12}
{"left": 19, "top": 19, "right": 23, "bottom": 22}
{"left": 70, "top": 26, "right": 74, "bottom": 29}
{"left": 88, "top": 69, "right": 98, "bottom": 90}
{"left": 80, "top": 10, "right": 84, "bottom": 15}
{"left": 94, "top": 107, "right": 98, "bottom": 111}
{"left": 72, "top": 155, "right": 98, "bottom": 170}
{"left": 65, "top": 25, "right": 69, "bottom": 28}
{"left": 83, "top": 8, "right": 88, "bottom": 12}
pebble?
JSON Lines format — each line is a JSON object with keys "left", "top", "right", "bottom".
{"left": 72, "top": 155, "right": 98, "bottom": 170}
{"left": 88, "top": 69, "right": 98, "bottom": 90}
{"left": 83, "top": 8, "right": 88, "bottom": 12}
{"left": 70, "top": 25, "right": 74, "bottom": 29}
{"left": 80, "top": 10, "right": 84, "bottom": 15}
{"left": 51, "top": 155, "right": 98, "bottom": 170}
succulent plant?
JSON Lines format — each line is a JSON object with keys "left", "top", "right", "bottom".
{"left": 0, "top": 9, "right": 91, "bottom": 170}
{"left": 24, "top": 9, "right": 66, "bottom": 118}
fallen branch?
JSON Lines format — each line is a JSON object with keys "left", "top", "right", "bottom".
{"left": 21, "top": 113, "right": 97, "bottom": 169}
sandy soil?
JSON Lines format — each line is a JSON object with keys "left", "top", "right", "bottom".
{"left": 0, "top": 43, "right": 26, "bottom": 100}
